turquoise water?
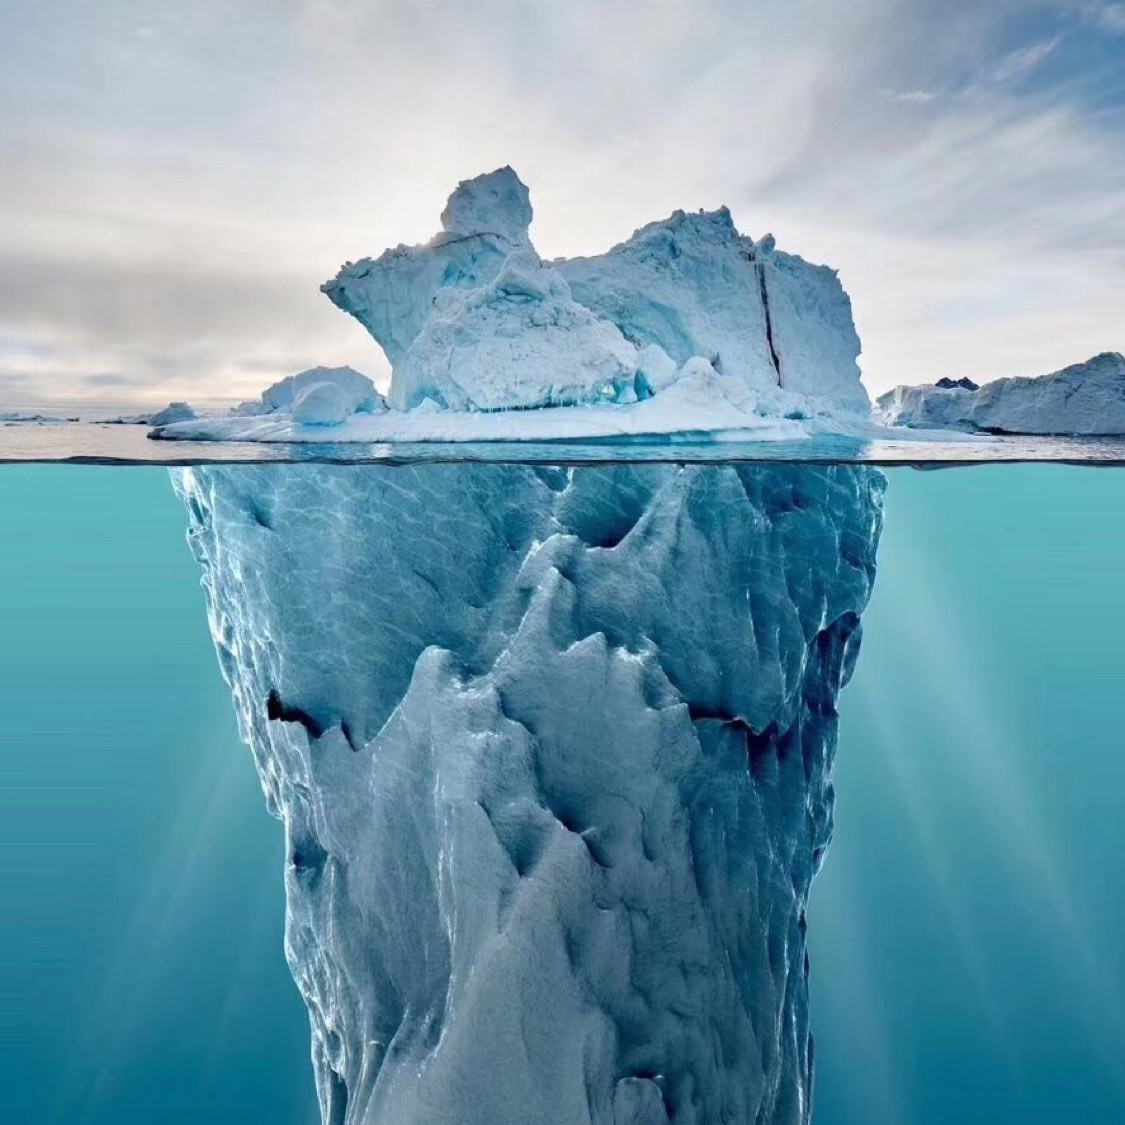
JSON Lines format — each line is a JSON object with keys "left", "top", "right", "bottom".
{"left": 1, "top": 465, "right": 1123, "bottom": 1123}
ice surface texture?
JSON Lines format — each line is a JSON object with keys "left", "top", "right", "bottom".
{"left": 878, "top": 352, "right": 1125, "bottom": 435}
{"left": 233, "top": 366, "right": 388, "bottom": 422}
{"left": 175, "top": 462, "right": 883, "bottom": 1124}
{"left": 323, "top": 168, "right": 867, "bottom": 415}
{"left": 153, "top": 169, "right": 876, "bottom": 444}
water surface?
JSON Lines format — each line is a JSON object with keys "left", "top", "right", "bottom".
{"left": 4, "top": 420, "right": 1125, "bottom": 464}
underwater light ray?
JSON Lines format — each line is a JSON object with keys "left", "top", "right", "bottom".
{"left": 202, "top": 872, "right": 290, "bottom": 1079}
{"left": 847, "top": 683, "right": 1017, "bottom": 1066}
{"left": 882, "top": 505, "right": 1125, "bottom": 1084}
{"left": 55, "top": 733, "right": 251, "bottom": 1118}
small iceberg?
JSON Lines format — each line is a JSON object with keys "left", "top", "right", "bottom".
{"left": 107, "top": 401, "right": 198, "bottom": 426}
{"left": 1, "top": 411, "right": 78, "bottom": 424}
{"left": 878, "top": 353, "right": 1125, "bottom": 435}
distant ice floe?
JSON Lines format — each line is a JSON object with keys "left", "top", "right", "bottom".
{"left": 155, "top": 167, "right": 884, "bottom": 445}
{"left": 878, "top": 352, "right": 1125, "bottom": 435}
{"left": 0, "top": 412, "right": 77, "bottom": 424}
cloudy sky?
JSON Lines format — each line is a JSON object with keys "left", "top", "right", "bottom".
{"left": 2, "top": 0, "right": 1123, "bottom": 407}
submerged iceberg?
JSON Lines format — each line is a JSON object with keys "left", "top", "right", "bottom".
{"left": 878, "top": 352, "right": 1125, "bottom": 435}
{"left": 175, "top": 460, "right": 884, "bottom": 1124}
{"left": 156, "top": 168, "right": 874, "bottom": 444}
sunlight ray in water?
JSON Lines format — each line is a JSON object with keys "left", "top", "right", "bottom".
{"left": 201, "top": 874, "right": 296, "bottom": 1081}
{"left": 873, "top": 494, "right": 1125, "bottom": 1085}
{"left": 56, "top": 732, "right": 258, "bottom": 1116}
{"left": 848, "top": 688, "right": 1016, "bottom": 1065}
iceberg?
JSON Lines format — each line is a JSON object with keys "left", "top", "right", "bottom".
{"left": 106, "top": 401, "right": 198, "bottom": 426}
{"left": 323, "top": 168, "right": 867, "bottom": 416}
{"left": 174, "top": 460, "right": 885, "bottom": 1124}
{"left": 247, "top": 366, "right": 387, "bottom": 419}
{"left": 155, "top": 168, "right": 876, "bottom": 445}
{"left": 878, "top": 352, "right": 1125, "bottom": 435}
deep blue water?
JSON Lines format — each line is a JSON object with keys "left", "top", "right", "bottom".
{"left": 1, "top": 464, "right": 1123, "bottom": 1123}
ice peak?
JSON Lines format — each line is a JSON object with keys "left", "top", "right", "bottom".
{"left": 439, "top": 166, "right": 533, "bottom": 245}
{"left": 623, "top": 205, "right": 741, "bottom": 250}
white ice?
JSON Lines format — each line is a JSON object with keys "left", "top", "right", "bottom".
{"left": 877, "top": 352, "right": 1125, "bottom": 435}
{"left": 155, "top": 168, "right": 876, "bottom": 444}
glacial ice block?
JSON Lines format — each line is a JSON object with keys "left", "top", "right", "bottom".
{"left": 321, "top": 168, "right": 869, "bottom": 416}
{"left": 390, "top": 250, "right": 643, "bottom": 411}
{"left": 175, "top": 461, "right": 884, "bottom": 1125}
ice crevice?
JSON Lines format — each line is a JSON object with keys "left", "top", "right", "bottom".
{"left": 750, "top": 240, "right": 783, "bottom": 385}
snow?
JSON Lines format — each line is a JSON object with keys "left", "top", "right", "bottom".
{"left": 159, "top": 167, "right": 873, "bottom": 444}
{"left": 153, "top": 361, "right": 871, "bottom": 445}
{"left": 173, "top": 460, "right": 885, "bottom": 1125}
{"left": 878, "top": 352, "right": 1125, "bottom": 435}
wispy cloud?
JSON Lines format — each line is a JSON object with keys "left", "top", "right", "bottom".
{"left": 989, "top": 36, "right": 1062, "bottom": 84}
{"left": 882, "top": 88, "right": 939, "bottom": 104}
{"left": 1084, "top": 2, "right": 1125, "bottom": 33}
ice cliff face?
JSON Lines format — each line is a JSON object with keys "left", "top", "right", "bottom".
{"left": 557, "top": 216, "right": 866, "bottom": 411}
{"left": 324, "top": 168, "right": 868, "bottom": 415}
{"left": 175, "top": 461, "right": 884, "bottom": 1125}
{"left": 878, "top": 352, "right": 1125, "bottom": 435}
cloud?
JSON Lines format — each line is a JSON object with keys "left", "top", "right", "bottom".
{"left": 883, "top": 88, "right": 939, "bottom": 104}
{"left": 1084, "top": 2, "right": 1125, "bottom": 33}
{"left": 0, "top": 0, "right": 1121, "bottom": 405}
{"left": 989, "top": 37, "right": 1062, "bottom": 84}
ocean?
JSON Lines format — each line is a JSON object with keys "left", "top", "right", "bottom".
{"left": 1, "top": 460, "right": 1123, "bottom": 1124}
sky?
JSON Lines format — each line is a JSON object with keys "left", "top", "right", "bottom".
{"left": 1, "top": 0, "right": 1122, "bottom": 408}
